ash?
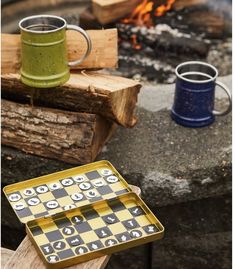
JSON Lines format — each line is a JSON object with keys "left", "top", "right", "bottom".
{"left": 109, "top": 23, "right": 231, "bottom": 84}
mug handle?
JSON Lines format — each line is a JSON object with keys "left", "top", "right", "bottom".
{"left": 212, "top": 81, "right": 232, "bottom": 116}
{"left": 66, "top": 24, "right": 92, "bottom": 67}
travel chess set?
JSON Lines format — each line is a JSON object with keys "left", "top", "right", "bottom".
{"left": 4, "top": 161, "right": 164, "bottom": 268}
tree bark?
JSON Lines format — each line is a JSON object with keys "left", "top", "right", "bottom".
{"left": 2, "top": 72, "right": 141, "bottom": 127}
{"left": 1, "top": 99, "right": 116, "bottom": 164}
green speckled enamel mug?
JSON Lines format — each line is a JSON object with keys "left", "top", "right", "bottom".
{"left": 19, "top": 15, "right": 92, "bottom": 88}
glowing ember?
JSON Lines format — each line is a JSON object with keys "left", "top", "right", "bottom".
{"left": 122, "top": 0, "right": 176, "bottom": 27}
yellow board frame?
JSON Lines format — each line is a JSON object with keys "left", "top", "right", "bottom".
{"left": 26, "top": 192, "right": 164, "bottom": 269}
{"left": 3, "top": 160, "right": 133, "bottom": 224}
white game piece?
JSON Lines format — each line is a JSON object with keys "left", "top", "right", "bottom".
{"left": 36, "top": 185, "right": 48, "bottom": 194}
{"left": 13, "top": 202, "right": 25, "bottom": 211}
{"left": 93, "top": 179, "right": 105, "bottom": 187}
{"left": 46, "top": 201, "right": 59, "bottom": 209}
{"left": 9, "top": 193, "right": 21, "bottom": 202}
{"left": 86, "top": 190, "right": 97, "bottom": 198}
{"left": 71, "top": 193, "right": 84, "bottom": 201}
{"left": 61, "top": 178, "right": 74, "bottom": 186}
{"left": 100, "top": 169, "right": 112, "bottom": 176}
{"left": 64, "top": 204, "right": 76, "bottom": 210}
{"left": 49, "top": 182, "right": 61, "bottom": 190}
{"left": 27, "top": 197, "right": 40, "bottom": 206}
{"left": 23, "top": 188, "right": 35, "bottom": 196}
{"left": 73, "top": 175, "right": 86, "bottom": 183}
{"left": 106, "top": 175, "right": 119, "bottom": 183}
{"left": 79, "top": 182, "right": 91, "bottom": 190}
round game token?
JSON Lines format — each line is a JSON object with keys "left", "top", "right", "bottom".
{"left": 13, "top": 202, "right": 25, "bottom": 211}
{"left": 49, "top": 182, "right": 61, "bottom": 190}
{"left": 105, "top": 239, "right": 117, "bottom": 247}
{"left": 71, "top": 215, "right": 83, "bottom": 224}
{"left": 79, "top": 182, "right": 91, "bottom": 190}
{"left": 106, "top": 175, "right": 119, "bottom": 183}
{"left": 85, "top": 190, "right": 97, "bottom": 198}
{"left": 9, "top": 193, "right": 21, "bottom": 202}
{"left": 62, "top": 226, "right": 75, "bottom": 236}
{"left": 47, "top": 255, "right": 59, "bottom": 263}
{"left": 100, "top": 169, "right": 112, "bottom": 176}
{"left": 73, "top": 175, "right": 86, "bottom": 183}
{"left": 23, "top": 188, "right": 35, "bottom": 196}
{"left": 27, "top": 197, "right": 40, "bottom": 206}
{"left": 93, "top": 179, "right": 105, "bottom": 187}
{"left": 64, "top": 204, "right": 76, "bottom": 210}
{"left": 75, "top": 246, "right": 88, "bottom": 255}
{"left": 71, "top": 193, "right": 84, "bottom": 201}
{"left": 61, "top": 178, "right": 74, "bottom": 186}
{"left": 130, "top": 230, "right": 142, "bottom": 238}
{"left": 53, "top": 241, "right": 66, "bottom": 250}
{"left": 36, "top": 185, "right": 48, "bottom": 194}
{"left": 46, "top": 200, "right": 59, "bottom": 209}
{"left": 144, "top": 225, "right": 158, "bottom": 234}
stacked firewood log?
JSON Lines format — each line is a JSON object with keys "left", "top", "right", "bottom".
{"left": 1, "top": 29, "right": 142, "bottom": 164}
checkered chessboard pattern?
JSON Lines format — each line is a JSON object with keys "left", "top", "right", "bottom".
{"left": 6, "top": 165, "right": 131, "bottom": 223}
{"left": 27, "top": 193, "right": 161, "bottom": 266}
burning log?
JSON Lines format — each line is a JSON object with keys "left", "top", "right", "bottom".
{"left": 1, "top": 99, "right": 116, "bottom": 165}
{"left": 118, "top": 23, "right": 210, "bottom": 58}
{"left": 2, "top": 73, "right": 141, "bottom": 128}
{"left": 92, "top": 0, "right": 142, "bottom": 24}
{"left": 1, "top": 29, "right": 118, "bottom": 73}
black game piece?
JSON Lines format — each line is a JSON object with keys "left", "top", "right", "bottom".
{"left": 75, "top": 246, "right": 88, "bottom": 255}
{"left": 95, "top": 227, "right": 112, "bottom": 238}
{"left": 115, "top": 232, "right": 131, "bottom": 243}
{"left": 102, "top": 214, "right": 119, "bottom": 224}
{"left": 62, "top": 226, "right": 75, "bottom": 236}
{"left": 66, "top": 235, "right": 84, "bottom": 246}
{"left": 105, "top": 239, "right": 118, "bottom": 247}
{"left": 71, "top": 215, "right": 83, "bottom": 224}
{"left": 53, "top": 241, "right": 66, "bottom": 250}
{"left": 122, "top": 219, "right": 139, "bottom": 229}
{"left": 129, "top": 206, "right": 145, "bottom": 216}
{"left": 144, "top": 225, "right": 159, "bottom": 234}
{"left": 41, "top": 244, "right": 54, "bottom": 255}
{"left": 87, "top": 240, "right": 104, "bottom": 251}
{"left": 129, "top": 230, "right": 142, "bottom": 238}
{"left": 47, "top": 255, "right": 59, "bottom": 263}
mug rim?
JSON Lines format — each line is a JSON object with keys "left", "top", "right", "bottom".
{"left": 19, "top": 14, "right": 67, "bottom": 34}
{"left": 175, "top": 61, "right": 219, "bottom": 84}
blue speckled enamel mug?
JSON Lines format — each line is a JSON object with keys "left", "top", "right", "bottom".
{"left": 171, "top": 61, "right": 232, "bottom": 127}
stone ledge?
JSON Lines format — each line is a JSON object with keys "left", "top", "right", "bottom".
{"left": 1, "top": 76, "right": 232, "bottom": 209}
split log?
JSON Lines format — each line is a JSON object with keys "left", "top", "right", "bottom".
{"left": 2, "top": 73, "right": 141, "bottom": 128}
{"left": 1, "top": 29, "right": 118, "bottom": 73}
{"left": 173, "top": 0, "right": 208, "bottom": 11}
{"left": 92, "top": 0, "right": 141, "bottom": 24}
{"left": 1, "top": 99, "right": 116, "bottom": 165}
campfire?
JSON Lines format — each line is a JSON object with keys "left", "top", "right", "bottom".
{"left": 122, "top": 0, "right": 176, "bottom": 27}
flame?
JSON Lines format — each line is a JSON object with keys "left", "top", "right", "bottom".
{"left": 122, "top": 0, "right": 176, "bottom": 27}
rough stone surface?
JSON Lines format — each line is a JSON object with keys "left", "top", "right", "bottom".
{"left": 1, "top": 76, "right": 232, "bottom": 269}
